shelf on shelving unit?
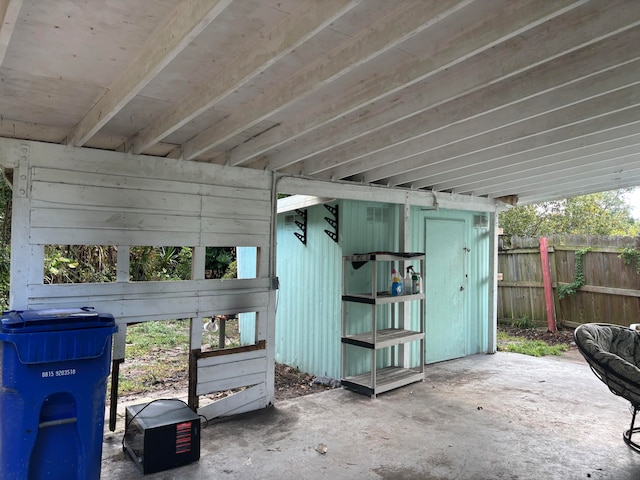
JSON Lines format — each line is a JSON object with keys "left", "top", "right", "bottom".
{"left": 341, "top": 366, "right": 424, "bottom": 397}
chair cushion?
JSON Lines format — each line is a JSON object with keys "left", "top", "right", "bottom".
{"left": 575, "top": 323, "right": 640, "bottom": 391}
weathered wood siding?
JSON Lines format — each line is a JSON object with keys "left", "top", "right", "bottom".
{"left": 0, "top": 138, "right": 276, "bottom": 418}
{"left": 498, "top": 235, "right": 640, "bottom": 327}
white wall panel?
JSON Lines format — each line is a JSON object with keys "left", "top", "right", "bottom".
{"left": 196, "top": 349, "right": 269, "bottom": 417}
{"left": 30, "top": 209, "right": 199, "bottom": 232}
{"left": 31, "top": 182, "right": 202, "bottom": 214}
{"left": 197, "top": 383, "right": 268, "bottom": 419}
{"left": 30, "top": 228, "right": 202, "bottom": 247}
{"left": 201, "top": 196, "right": 271, "bottom": 218}
{"left": 4, "top": 138, "right": 276, "bottom": 418}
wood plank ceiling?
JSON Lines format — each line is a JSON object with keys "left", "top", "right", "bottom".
{"left": 1, "top": 0, "right": 639, "bottom": 205}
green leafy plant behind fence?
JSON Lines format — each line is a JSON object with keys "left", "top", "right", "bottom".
{"left": 619, "top": 247, "right": 640, "bottom": 274}
{"left": 557, "top": 247, "right": 591, "bottom": 300}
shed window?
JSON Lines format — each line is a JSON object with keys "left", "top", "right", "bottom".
{"left": 474, "top": 215, "right": 489, "bottom": 229}
{"left": 366, "top": 206, "right": 390, "bottom": 223}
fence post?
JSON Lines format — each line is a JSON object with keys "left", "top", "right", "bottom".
{"left": 539, "top": 237, "right": 557, "bottom": 332}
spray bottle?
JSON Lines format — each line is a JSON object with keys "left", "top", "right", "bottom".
{"left": 405, "top": 267, "right": 413, "bottom": 295}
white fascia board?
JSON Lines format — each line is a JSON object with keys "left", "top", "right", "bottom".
{"left": 277, "top": 195, "right": 335, "bottom": 214}
{"left": 277, "top": 175, "right": 500, "bottom": 212}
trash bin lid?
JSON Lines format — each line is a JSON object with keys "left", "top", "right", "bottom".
{"left": 0, "top": 307, "right": 115, "bottom": 333}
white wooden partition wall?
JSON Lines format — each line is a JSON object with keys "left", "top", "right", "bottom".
{"left": 0, "top": 138, "right": 277, "bottom": 419}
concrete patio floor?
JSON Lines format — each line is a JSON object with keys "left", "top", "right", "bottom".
{"left": 101, "top": 351, "right": 640, "bottom": 479}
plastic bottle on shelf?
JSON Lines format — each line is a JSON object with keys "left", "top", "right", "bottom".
{"left": 405, "top": 267, "right": 413, "bottom": 295}
{"left": 391, "top": 268, "right": 403, "bottom": 296}
{"left": 412, "top": 270, "right": 422, "bottom": 294}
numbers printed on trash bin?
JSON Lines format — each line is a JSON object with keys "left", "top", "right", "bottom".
{"left": 41, "top": 368, "right": 77, "bottom": 378}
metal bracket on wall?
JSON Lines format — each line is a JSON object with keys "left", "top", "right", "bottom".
{"left": 294, "top": 209, "right": 307, "bottom": 245}
{"left": 324, "top": 204, "right": 339, "bottom": 243}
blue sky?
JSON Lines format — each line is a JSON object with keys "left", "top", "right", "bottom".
{"left": 623, "top": 187, "right": 640, "bottom": 220}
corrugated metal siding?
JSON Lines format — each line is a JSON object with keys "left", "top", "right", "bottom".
{"left": 468, "top": 214, "right": 491, "bottom": 354}
{"left": 274, "top": 203, "right": 344, "bottom": 378}
{"left": 341, "top": 201, "right": 398, "bottom": 375}
{"left": 273, "top": 200, "right": 400, "bottom": 379}
{"left": 265, "top": 200, "right": 492, "bottom": 379}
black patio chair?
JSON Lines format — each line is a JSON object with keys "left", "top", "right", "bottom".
{"left": 574, "top": 323, "right": 640, "bottom": 452}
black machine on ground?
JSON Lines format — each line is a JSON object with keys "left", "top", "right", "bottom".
{"left": 123, "top": 399, "right": 201, "bottom": 474}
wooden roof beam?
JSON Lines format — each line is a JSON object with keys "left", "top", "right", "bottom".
{"left": 350, "top": 60, "right": 640, "bottom": 185}
{"left": 276, "top": 175, "right": 499, "bottom": 212}
{"left": 130, "top": 0, "right": 360, "bottom": 155}
{"left": 372, "top": 89, "right": 640, "bottom": 186}
{"left": 507, "top": 173, "right": 640, "bottom": 205}
{"left": 231, "top": 0, "right": 588, "bottom": 170}
{"left": 310, "top": 31, "right": 640, "bottom": 180}
{"left": 444, "top": 134, "right": 640, "bottom": 194}
{"left": 297, "top": 0, "right": 640, "bottom": 179}
{"left": 68, "top": 0, "right": 232, "bottom": 147}
{"left": 0, "top": 0, "right": 22, "bottom": 66}
{"left": 180, "top": 0, "right": 474, "bottom": 162}
{"left": 398, "top": 109, "right": 640, "bottom": 190}
{"left": 415, "top": 122, "right": 640, "bottom": 192}
{"left": 354, "top": 2, "right": 640, "bottom": 187}
{"left": 462, "top": 147, "right": 640, "bottom": 197}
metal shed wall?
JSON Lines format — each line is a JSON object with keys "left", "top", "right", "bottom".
{"left": 271, "top": 199, "right": 492, "bottom": 380}
{"left": 274, "top": 202, "right": 345, "bottom": 379}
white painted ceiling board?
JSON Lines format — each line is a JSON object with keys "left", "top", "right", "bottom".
{"left": 98, "top": 96, "right": 176, "bottom": 139}
{"left": 0, "top": 0, "right": 639, "bottom": 206}
{"left": 0, "top": 67, "right": 104, "bottom": 127}
{"left": 4, "top": 0, "right": 179, "bottom": 85}
{"left": 161, "top": 108, "right": 230, "bottom": 146}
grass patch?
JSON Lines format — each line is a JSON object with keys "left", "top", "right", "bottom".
{"left": 113, "top": 317, "right": 244, "bottom": 397}
{"left": 497, "top": 332, "right": 568, "bottom": 357}
{"left": 115, "top": 319, "right": 191, "bottom": 396}
{"left": 125, "top": 319, "right": 190, "bottom": 357}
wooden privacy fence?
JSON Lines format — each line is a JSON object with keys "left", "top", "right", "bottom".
{"left": 498, "top": 235, "right": 640, "bottom": 328}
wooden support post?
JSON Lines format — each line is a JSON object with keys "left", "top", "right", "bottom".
{"left": 188, "top": 349, "right": 200, "bottom": 411}
{"left": 218, "top": 317, "right": 226, "bottom": 349}
{"left": 539, "top": 237, "right": 557, "bottom": 332}
{"left": 109, "top": 359, "right": 124, "bottom": 432}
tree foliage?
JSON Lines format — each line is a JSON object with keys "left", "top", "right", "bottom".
{"left": 129, "top": 246, "right": 194, "bottom": 282}
{"left": 43, "top": 245, "right": 235, "bottom": 283}
{"left": 0, "top": 176, "right": 11, "bottom": 310}
{"left": 499, "top": 189, "right": 640, "bottom": 238}
{"left": 44, "top": 245, "right": 117, "bottom": 284}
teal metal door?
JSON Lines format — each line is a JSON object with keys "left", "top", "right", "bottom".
{"left": 424, "top": 218, "right": 467, "bottom": 363}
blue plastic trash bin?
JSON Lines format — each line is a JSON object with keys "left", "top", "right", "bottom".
{"left": 0, "top": 307, "right": 117, "bottom": 480}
